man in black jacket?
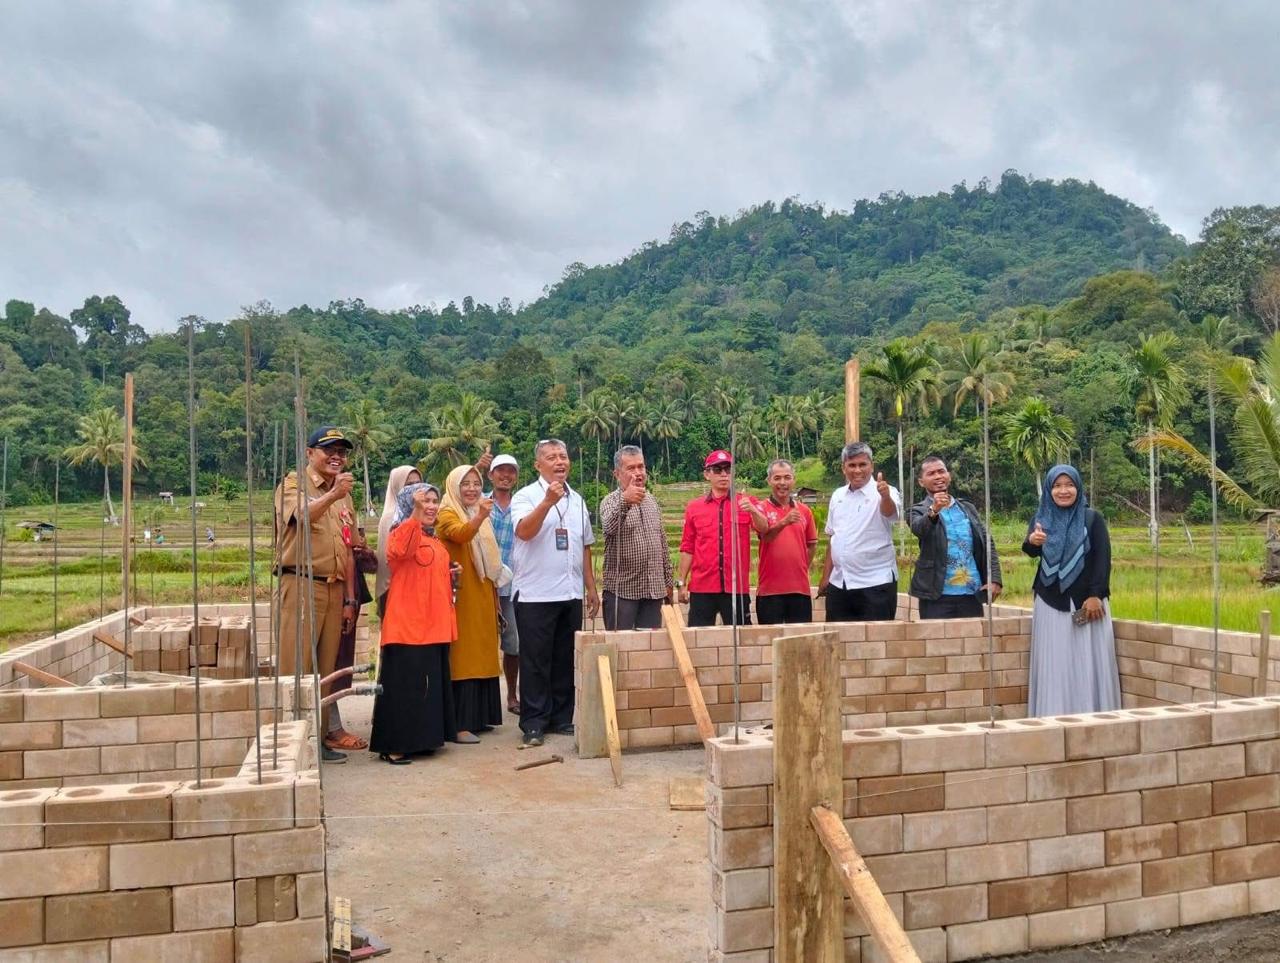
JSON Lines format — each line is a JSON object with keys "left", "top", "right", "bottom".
{"left": 908, "top": 456, "right": 1002, "bottom": 619}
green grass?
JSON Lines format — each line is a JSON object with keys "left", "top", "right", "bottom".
{"left": 3, "top": 491, "right": 1277, "bottom": 647}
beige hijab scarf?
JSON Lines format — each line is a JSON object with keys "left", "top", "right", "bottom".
{"left": 439, "top": 464, "right": 504, "bottom": 585}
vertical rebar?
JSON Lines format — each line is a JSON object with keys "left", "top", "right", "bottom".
{"left": 1154, "top": 448, "right": 1161, "bottom": 624}
{"left": 292, "top": 394, "right": 305, "bottom": 724}
{"left": 1209, "top": 374, "right": 1220, "bottom": 706}
{"left": 0, "top": 436, "right": 7, "bottom": 598}
{"left": 52, "top": 459, "right": 59, "bottom": 637}
{"left": 98, "top": 485, "right": 106, "bottom": 619}
{"left": 983, "top": 393, "right": 996, "bottom": 726}
{"left": 187, "top": 322, "right": 204, "bottom": 786}
{"left": 122, "top": 373, "right": 134, "bottom": 689}
{"left": 728, "top": 422, "right": 741, "bottom": 744}
{"left": 245, "top": 326, "right": 263, "bottom": 781}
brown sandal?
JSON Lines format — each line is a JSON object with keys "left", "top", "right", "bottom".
{"left": 324, "top": 729, "right": 369, "bottom": 751}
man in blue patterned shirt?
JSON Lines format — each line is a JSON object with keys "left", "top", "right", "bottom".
{"left": 487, "top": 453, "right": 521, "bottom": 714}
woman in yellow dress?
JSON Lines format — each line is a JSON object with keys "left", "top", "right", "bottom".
{"left": 436, "top": 464, "right": 506, "bottom": 742}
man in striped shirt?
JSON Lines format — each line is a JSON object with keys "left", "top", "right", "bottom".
{"left": 600, "top": 445, "right": 673, "bottom": 630}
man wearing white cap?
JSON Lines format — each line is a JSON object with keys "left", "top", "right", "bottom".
{"left": 487, "top": 453, "right": 521, "bottom": 714}
{"left": 677, "top": 449, "right": 754, "bottom": 626}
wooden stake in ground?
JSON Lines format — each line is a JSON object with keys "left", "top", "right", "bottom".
{"left": 597, "top": 653, "right": 622, "bottom": 787}
{"left": 844, "top": 358, "right": 860, "bottom": 443}
{"left": 575, "top": 640, "right": 617, "bottom": 758}
{"left": 809, "top": 805, "right": 921, "bottom": 963}
{"left": 661, "top": 604, "right": 715, "bottom": 743}
{"left": 773, "top": 630, "right": 842, "bottom": 963}
{"left": 1257, "top": 610, "right": 1272, "bottom": 697}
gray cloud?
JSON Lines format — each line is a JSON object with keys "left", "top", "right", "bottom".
{"left": 2, "top": 0, "right": 1278, "bottom": 329}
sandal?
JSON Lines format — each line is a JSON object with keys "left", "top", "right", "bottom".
{"left": 325, "top": 729, "right": 369, "bottom": 751}
{"left": 507, "top": 701, "right": 521, "bottom": 715}
{"left": 378, "top": 753, "right": 412, "bottom": 766}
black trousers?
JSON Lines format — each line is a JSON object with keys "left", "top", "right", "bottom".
{"left": 918, "top": 593, "right": 984, "bottom": 620}
{"left": 515, "top": 598, "right": 582, "bottom": 735}
{"left": 688, "top": 592, "right": 752, "bottom": 627}
{"left": 825, "top": 579, "right": 898, "bottom": 622}
{"left": 755, "top": 593, "right": 813, "bottom": 625}
{"left": 602, "top": 591, "right": 664, "bottom": 631}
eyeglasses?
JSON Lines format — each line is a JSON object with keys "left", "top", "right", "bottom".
{"left": 707, "top": 464, "right": 732, "bottom": 474}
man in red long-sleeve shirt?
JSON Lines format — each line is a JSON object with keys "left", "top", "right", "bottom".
{"left": 677, "top": 450, "right": 753, "bottom": 626}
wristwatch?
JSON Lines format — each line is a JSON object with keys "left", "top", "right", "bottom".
{"left": 673, "top": 579, "right": 685, "bottom": 589}
{"left": 343, "top": 598, "right": 356, "bottom": 607}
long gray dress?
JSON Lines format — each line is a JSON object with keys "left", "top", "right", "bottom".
{"left": 1027, "top": 596, "right": 1121, "bottom": 716}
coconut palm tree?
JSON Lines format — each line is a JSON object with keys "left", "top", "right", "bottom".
{"left": 767, "top": 395, "right": 806, "bottom": 461}
{"left": 1127, "top": 332, "right": 1189, "bottom": 549}
{"left": 864, "top": 340, "right": 942, "bottom": 523}
{"left": 1002, "top": 398, "right": 1074, "bottom": 496}
{"left": 631, "top": 403, "right": 654, "bottom": 454}
{"left": 804, "top": 389, "right": 835, "bottom": 454}
{"left": 610, "top": 395, "right": 637, "bottom": 448}
{"left": 343, "top": 398, "right": 392, "bottom": 516}
{"left": 64, "top": 407, "right": 147, "bottom": 523}
{"left": 577, "top": 390, "right": 613, "bottom": 494}
{"left": 652, "top": 399, "right": 683, "bottom": 475}
{"left": 947, "top": 333, "right": 1015, "bottom": 417}
{"left": 411, "top": 393, "right": 502, "bottom": 477}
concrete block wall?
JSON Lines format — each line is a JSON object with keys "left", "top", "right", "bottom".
{"left": 0, "top": 678, "right": 316, "bottom": 790}
{"left": 1112, "top": 619, "right": 1270, "bottom": 706}
{"left": 0, "top": 719, "right": 326, "bottom": 959}
{"left": 706, "top": 699, "right": 1280, "bottom": 961}
{"left": 576, "top": 613, "right": 1030, "bottom": 750}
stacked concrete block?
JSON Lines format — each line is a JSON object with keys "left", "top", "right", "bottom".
{"left": 707, "top": 698, "right": 1280, "bottom": 961}
{"left": 578, "top": 612, "right": 1032, "bottom": 751}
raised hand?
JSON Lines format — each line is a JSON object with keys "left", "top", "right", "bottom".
{"left": 931, "top": 491, "right": 952, "bottom": 512}
{"left": 1029, "top": 521, "right": 1047, "bottom": 547}
{"left": 875, "top": 471, "right": 890, "bottom": 497}
{"left": 476, "top": 496, "right": 494, "bottom": 519}
{"left": 333, "top": 472, "right": 356, "bottom": 498}
{"left": 475, "top": 446, "right": 494, "bottom": 473}
{"left": 784, "top": 507, "right": 802, "bottom": 526}
{"left": 622, "top": 476, "right": 646, "bottom": 505}
{"left": 543, "top": 480, "right": 566, "bottom": 505}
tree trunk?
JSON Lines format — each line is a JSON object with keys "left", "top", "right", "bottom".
{"left": 896, "top": 421, "right": 905, "bottom": 556}
{"left": 1148, "top": 418, "right": 1158, "bottom": 549}
{"left": 362, "top": 452, "right": 372, "bottom": 517}
{"left": 103, "top": 466, "right": 116, "bottom": 524}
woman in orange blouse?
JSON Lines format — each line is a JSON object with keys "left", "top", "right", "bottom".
{"left": 369, "top": 483, "right": 458, "bottom": 764}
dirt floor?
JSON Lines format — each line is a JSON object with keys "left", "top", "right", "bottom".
{"left": 325, "top": 696, "right": 1280, "bottom": 963}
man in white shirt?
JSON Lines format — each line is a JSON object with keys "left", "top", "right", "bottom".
{"left": 511, "top": 439, "right": 600, "bottom": 747}
{"left": 818, "top": 441, "right": 902, "bottom": 622}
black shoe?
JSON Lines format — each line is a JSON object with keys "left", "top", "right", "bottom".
{"left": 550, "top": 723, "right": 575, "bottom": 736}
{"left": 378, "top": 753, "right": 412, "bottom": 766}
{"left": 522, "top": 730, "right": 544, "bottom": 748}
{"left": 322, "top": 746, "right": 348, "bottom": 764}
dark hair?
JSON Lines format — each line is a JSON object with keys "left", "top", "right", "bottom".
{"left": 918, "top": 455, "right": 947, "bottom": 478}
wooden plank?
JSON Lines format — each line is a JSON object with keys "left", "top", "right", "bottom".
{"left": 598, "top": 654, "right": 622, "bottom": 787}
{"left": 844, "top": 358, "right": 860, "bottom": 443}
{"left": 810, "top": 805, "right": 921, "bottom": 963}
{"left": 13, "top": 661, "right": 75, "bottom": 688}
{"left": 1257, "top": 610, "right": 1272, "bottom": 696}
{"left": 661, "top": 604, "right": 716, "bottom": 742}
{"left": 773, "top": 630, "right": 842, "bottom": 963}
{"left": 92, "top": 631, "right": 133, "bottom": 660}
{"left": 332, "top": 895, "right": 352, "bottom": 955}
{"left": 669, "top": 775, "right": 705, "bottom": 811}
{"left": 575, "top": 641, "right": 617, "bottom": 759}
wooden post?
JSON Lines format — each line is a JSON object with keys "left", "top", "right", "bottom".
{"left": 810, "top": 805, "right": 922, "bottom": 963}
{"left": 598, "top": 654, "right": 622, "bottom": 787}
{"left": 661, "top": 604, "right": 716, "bottom": 743}
{"left": 575, "top": 640, "right": 617, "bottom": 758}
{"left": 1257, "top": 610, "right": 1272, "bottom": 697}
{"left": 773, "top": 631, "right": 842, "bottom": 963}
{"left": 121, "top": 374, "right": 134, "bottom": 611}
{"left": 844, "top": 358, "right": 860, "bottom": 443}
{"left": 13, "top": 662, "right": 75, "bottom": 688}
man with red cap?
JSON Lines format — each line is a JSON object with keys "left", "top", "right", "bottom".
{"left": 677, "top": 450, "right": 753, "bottom": 626}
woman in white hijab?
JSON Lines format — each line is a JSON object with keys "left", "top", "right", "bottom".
{"left": 376, "top": 464, "right": 421, "bottom": 617}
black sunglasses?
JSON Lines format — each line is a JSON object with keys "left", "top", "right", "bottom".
{"left": 707, "top": 464, "right": 732, "bottom": 474}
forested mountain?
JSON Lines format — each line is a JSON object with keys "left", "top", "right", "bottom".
{"left": 2, "top": 171, "right": 1278, "bottom": 520}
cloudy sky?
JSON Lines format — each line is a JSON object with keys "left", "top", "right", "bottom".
{"left": 2, "top": 0, "right": 1277, "bottom": 330}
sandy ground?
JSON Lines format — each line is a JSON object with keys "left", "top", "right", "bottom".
{"left": 324, "top": 696, "right": 709, "bottom": 962}
{"left": 325, "top": 696, "right": 1280, "bottom": 963}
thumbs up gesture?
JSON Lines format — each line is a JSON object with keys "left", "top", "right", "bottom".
{"left": 1029, "top": 521, "right": 1048, "bottom": 547}
{"left": 875, "top": 471, "right": 890, "bottom": 497}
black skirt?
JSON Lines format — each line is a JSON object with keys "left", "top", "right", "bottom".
{"left": 452, "top": 677, "right": 503, "bottom": 733}
{"left": 369, "top": 643, "right": 456, "bottom": 755}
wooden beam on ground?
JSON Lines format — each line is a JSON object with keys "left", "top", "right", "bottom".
{"left": 844, "top": 358, "right": 860, "bottom": 443}
{"left": 13, "top": 661, "right": 75, "bottom": 688}
{"left": 598, "top": 654, "right": 622, "bottom": 787}
{"left": 92, "top": 631, "right": 133, "bottom": 660}
{"left": 810, "top": 805, "right": 922, "bottom": 963}
{"left": 773, "top": 630, "right": 842, "bottom": 963}
{"left": 669, "top": 775, "right": 705, "bottom": 811}
{"left": 1257, "top": 610, "right": 1272, "bottom": 697}
{"left": 661, "top": 604, "right": 716, "bottom": 743}
{"left": 575, "top": 641, "right": 617, "bottom": 759}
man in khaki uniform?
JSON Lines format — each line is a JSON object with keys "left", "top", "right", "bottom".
{"left": 275, "top": 425, "right": 358, "bottom": 762}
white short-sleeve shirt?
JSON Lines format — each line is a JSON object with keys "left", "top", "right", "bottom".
{"left": 825, "top": 480, "right": 901, "bottom": 590}
{"left": 510, "top": 478, "right": 596, "bottom": 602}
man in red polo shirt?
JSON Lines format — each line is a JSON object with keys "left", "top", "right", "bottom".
{"left": 677, "top": 450, "right": 753, "bottom": 626}
{"left": 749, "top": 459, "right": 818, "bottom": 624}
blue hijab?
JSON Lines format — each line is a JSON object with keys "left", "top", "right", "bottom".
{"left": 393, "top": 482, "right": 440, "bottom": 528}
{"left": 1033, "top": 464, "right": 1090, "bottom": 591}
